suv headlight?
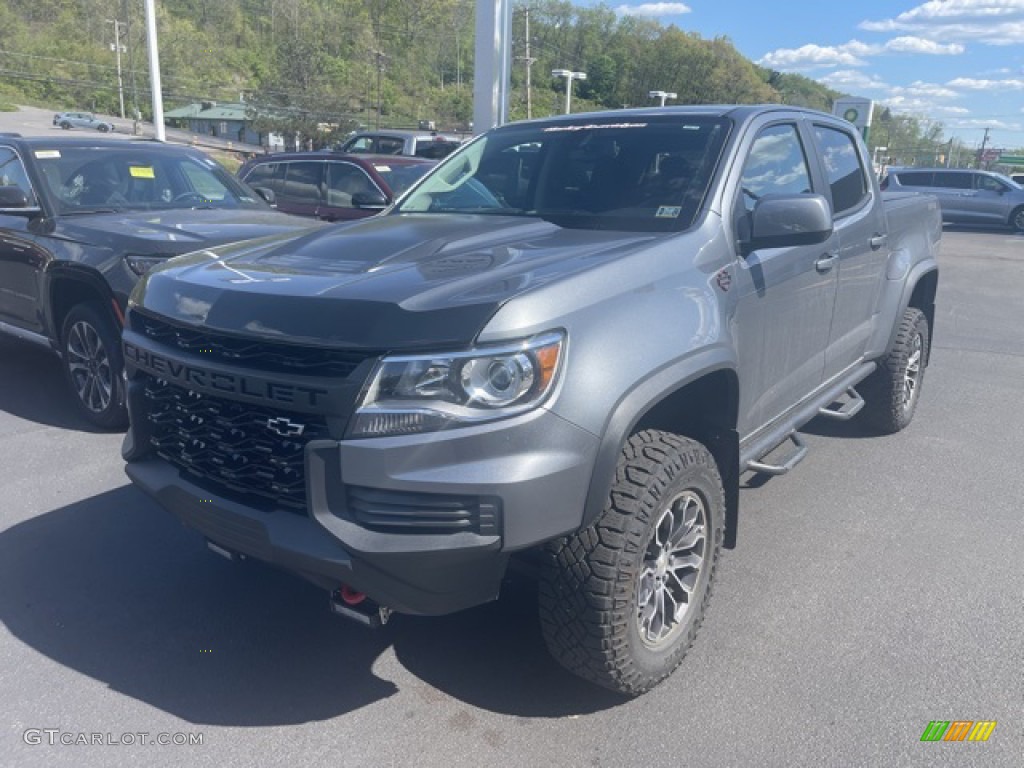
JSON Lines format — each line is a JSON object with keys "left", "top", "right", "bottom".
{"left": 351, "top": 331, "right": 565, "bottom": 437}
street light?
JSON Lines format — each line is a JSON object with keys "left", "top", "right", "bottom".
{"left": 552, "top": 69, "right": 586, "bottom": 114}
{"left": 649, "top": 90, "right": 677, "bottom": 107}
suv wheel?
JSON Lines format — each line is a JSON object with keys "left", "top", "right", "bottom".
{"left": 61, "top": 303, "right": 128, "bottom": 429}
{"left": 1010, "top": 206, "right": 1024, "bottom": 233}
{"left": 60, "top": 121, "right": 71, "bottom": 129}
{"left": 859, "top": 307, "right": 929, "bottom": 434}
{"left": 539, "top": 430, "right": 724, "bottom": 696}
{"left": 98, "top": 124, "right": 110, "bottom": 133}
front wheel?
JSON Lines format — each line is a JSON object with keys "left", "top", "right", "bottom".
{"left": 539, "top": 430, "right": 724, "bottom": 696}
{"left": 859, "top": 307, "right": 929, "bottom": 434}
{"left": 1010, "top": 206, "right": 1024, "bottom": 233}
{"left": 60, "top": 122, "right": 71, "bottom": 129}
{"left": 61, "top": 302, "right": 128, "bottom": 430}
{"left": 98, "top": 123, "right": 110, "bottom": 133}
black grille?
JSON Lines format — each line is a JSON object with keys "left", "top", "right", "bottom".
{"left": 346, "top": 486, "right": 501, "bottom": 536}
{"left": 143, "top": 375, "right": 329, "bottom": 512}
{"left": 132, "top": 312, "right": 375, "bottom": 378}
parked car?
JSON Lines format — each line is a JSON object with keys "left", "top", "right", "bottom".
{"left": 0, "top": 136, "right": 322, "bottom": 428}
{"left": 880, "top": 167, "right": 1024, "bottom": 231}
{"left": 336, "top": 130, "right": 462, "bottom": 159}
{"left": 123, "top": 105, "right": 941, "bottom": 696}
{"left": 237, "top": 152, "right": 435, "bottom": 221}
{"left": 53, "top": 112, "right": 116, "bottom": 133}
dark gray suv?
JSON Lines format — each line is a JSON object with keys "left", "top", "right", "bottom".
{"left": 881, "top": 167, "right": 1024, "bottom": 231}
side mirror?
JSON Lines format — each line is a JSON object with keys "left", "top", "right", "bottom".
{"left": 252, "top": 186, "right": 276, "bottom": 206}
{"left": 352, "top": 191, "right": 389, "bottom": 210}
{"left": 746, "top": 194, "right": 833, "bottom": 253}
{"left": 0, "top": 186, "right": 41, "bottom": 216}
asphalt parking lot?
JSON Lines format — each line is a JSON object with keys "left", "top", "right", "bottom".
{"left": 1, "top": 227, "right": 1021, "bottom": 768}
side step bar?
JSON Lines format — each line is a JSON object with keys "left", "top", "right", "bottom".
{"left": 747, "top": 433, "right": 808, "bottom": 476}
{"left": 817, "top": 387, "right": 865, "bottom": 421}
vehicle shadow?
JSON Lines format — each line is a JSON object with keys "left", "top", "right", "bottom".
{"left": 0, "top": 337, "right": 94, "bottom": 431}
{"left": 0, "top": 485, "right": 623, "bottom": 724}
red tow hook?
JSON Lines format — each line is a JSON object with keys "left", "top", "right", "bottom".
{"left": 338, "top": 584, "right": 366, "bottom": 605}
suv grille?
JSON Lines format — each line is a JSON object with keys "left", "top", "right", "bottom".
{"left": 132, "top": 312, "right": 376, "bottom": 378}
{"left": 143, "top": 375, "right": 329, "bottom": 512}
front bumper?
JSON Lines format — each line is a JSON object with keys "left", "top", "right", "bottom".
{"left": 124, "top": 407, "right": 599, "bottom": 616}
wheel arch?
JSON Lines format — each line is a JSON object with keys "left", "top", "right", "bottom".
{"left": 46, "top": 266, "right": 122, "bottom": 345}
{"left": 905, "top": 266, "right": 938, "bottom": 366}
{"left": 581, "top": 355, "right": 741, "bottom": 547}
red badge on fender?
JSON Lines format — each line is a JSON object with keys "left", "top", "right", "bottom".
{"left": 716, "top": 268, "right": 732, "bottom": 292}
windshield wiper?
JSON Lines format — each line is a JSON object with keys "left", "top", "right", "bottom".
{"left": 61, "top": 208, "right": 123, "bottom": 216}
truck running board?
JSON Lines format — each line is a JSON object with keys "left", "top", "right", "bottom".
{"left": 817, "top": 387, "right": 866, "bottom": 421}
{"left": 746, "top": 432, "right": 807, "bottom": 476}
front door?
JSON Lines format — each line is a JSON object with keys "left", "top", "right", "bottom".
{"left": 730, "top": 121, "right": 839, "bottom": 437}
{"left": 0, "top": 147, "right": 47, "bottom": 332}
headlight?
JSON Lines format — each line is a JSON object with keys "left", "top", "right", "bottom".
{"left": 124, "top": 254, "right": 167, "bottom": 276}
{"left": 351, "top": 331, "right": 565, "bottom": 437}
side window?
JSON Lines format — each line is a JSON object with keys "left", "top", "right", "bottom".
{"left": 0, "top": 148, "right": 38, "bottom": 205}
{"left": 279, "top": 161, "right": 323, "bottom": 207}
{"left": 375, "top": 138, "right": 405, "bottom": 155}
{"left": 325, "top": 163, "right": 376, "bottom": 207}
{"left": 976, "top": 175, "right": 1006, "bottom": 193}
{"left": 933, "top": 172, "right": 971, "bottom": 190}
{"left": 812, "top": 125, "right": 868, "bottom": 216}
{"left": 345, "top": 138, "right": 373, "bottom": 154}
{"left": 739, "top": 123, "right": 813, "bottom": 214}
{"left": 895, "top": 172, "right": 933, "bottom": 187}
{"left": 244, "top": 162, "right": 287, "bottom": 195}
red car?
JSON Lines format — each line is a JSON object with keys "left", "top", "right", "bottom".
{"left": 237, "top": 152, "right": 435, "bottom": 222}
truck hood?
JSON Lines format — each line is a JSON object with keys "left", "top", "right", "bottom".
{"left": 134, "top": 213, "right": 661, "bottom": 349}
{"left": 55, "top": 208, "right": 321, "bottom": 257}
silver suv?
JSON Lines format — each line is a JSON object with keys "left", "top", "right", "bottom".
{"left": 881, "top": 167, "right": 1024, "bottom": 231}
{"left": 336, "top": 130, "right": 462, "bottom": 159}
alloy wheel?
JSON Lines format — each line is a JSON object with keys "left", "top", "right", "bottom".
{"left": 66, "top": 320, "right": 113, "bottom": 413}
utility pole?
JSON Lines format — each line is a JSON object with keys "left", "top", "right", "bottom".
{"left": 106, "top": 18, "right": 126, "bottom": 119}
{"left": 975, "top": 127, "right": 991, "bottom": 168}
{"left": 371, "top": 49, "right": 388, "bottom": 130}
{"left": 516, "top": 7, "right": 536, "bottom": 119}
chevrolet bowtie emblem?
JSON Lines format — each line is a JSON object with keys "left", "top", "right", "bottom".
{"left": 266, "top": 416, "right": 305, "bottom": 437}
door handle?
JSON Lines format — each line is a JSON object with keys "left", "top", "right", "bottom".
{"left": 815, "top": 253, "right": 839, "bottom": 272}
{"left": 869, "top": 233, "right": 887, "bottom": 250}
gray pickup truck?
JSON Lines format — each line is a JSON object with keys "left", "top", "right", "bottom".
{"left": 122, "top": 105, "right": 941, "bottom": 695}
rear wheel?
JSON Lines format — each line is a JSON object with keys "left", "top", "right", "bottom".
{"left": 539, "top": 430, "right": 724, "bottom": 696}
{"left": 1010, "top": 206, "right": 1024, "bottom": 233}
{"left": 60, "top": 302, "right": 128, "bottom": 430}
{"left": 98, "top": 123, "right": 110, "bottom": 133}
{"left": 60, "top": 121, "right": 71, "bottom": 129}
{"left": 859, "top": 307, "right": 929, "bottom": 434}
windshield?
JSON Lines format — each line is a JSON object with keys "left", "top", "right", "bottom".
{"left": 370, "top": 161, "right": 435, "bottom": 196}
{"left": 397, "top": 115, "right": 731, "bottom": 232}
{"left": 31, "top": 146, "right": 268, "bottom": 215}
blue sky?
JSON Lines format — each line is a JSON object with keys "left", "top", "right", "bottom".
{"left": 583, "top": 0, "right": 1024, "bottom": 149}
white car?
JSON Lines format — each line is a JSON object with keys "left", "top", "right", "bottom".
{"left": 53, "top": 112, "right": 115, "bottom": 133}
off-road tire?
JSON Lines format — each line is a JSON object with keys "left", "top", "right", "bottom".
{"left": 859, "top": 307, "right": 929, "bottom": 434}
{"left": 539, "top": 430, "right": 724, "bottom": 696}
{"left": 60, "top": 302, "right": 128, "bottom": 430}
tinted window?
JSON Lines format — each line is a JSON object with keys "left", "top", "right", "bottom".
{"left": 325, "top": 162, "right": 377, "bottom": 207}
{"left": 0, "top": 148, "right": 38, "bottom": 205}
{"left": 933, "top": 172, "right": 971, "bottom": 190}
{"left": 242, "top": 161, "right": 287, "bottom": 194}
{"left": 895, "top": 172, "right": 933, "bottom": 187}
{"left": 279, "top": 162, "right": 322, "bottom": 206}
{"left": 813, "top": 125, "right": 868, "bottom": 215}
{"left": 740, "top": 123, "right": 813, "bottom": 212}
{"left": 414, "top": 140, "right": 460, "bottom": 159}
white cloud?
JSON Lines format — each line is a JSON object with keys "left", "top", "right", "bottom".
{"left": 948, "top": 77, "right": 1024, "bottom": 89}
{"left": 818, "top": 70, "right": 890, "bottom": 90}
{"left": 614, "top": 2, "right": 691, "bottom": 16}
{"left": 884, "top": 36, "right": 965, "bottom": 54}
{"left": 893, "top": 81, "right": 961, "bottom": 99}
{"left": 948, "top": 117, "right": 1023, "bottom": 131}
{"left": 861, "top": 1, "right": 1024, "bottom": 45}
{"left": 758, "top": 41, "right": 876, "bottom": 70}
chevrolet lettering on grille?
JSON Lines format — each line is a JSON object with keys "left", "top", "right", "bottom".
{"left": 266, "top": 417, "right": 306, "bottom": 437}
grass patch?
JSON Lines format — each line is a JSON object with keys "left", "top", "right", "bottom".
{"left": 0, "top": 102, "right": 18, "bottom": 112}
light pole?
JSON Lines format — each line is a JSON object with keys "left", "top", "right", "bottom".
{"left": 552, "top": 69, "right": 586, "bottom": 114}
{"left": 144, "top": 0, "right": 165, "bottom": 141}
{"left": 649, "top": 90, "right": 677, "bottom": 107}
{"left": 106, "top": 18, "right": 126, "bottom": 119}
